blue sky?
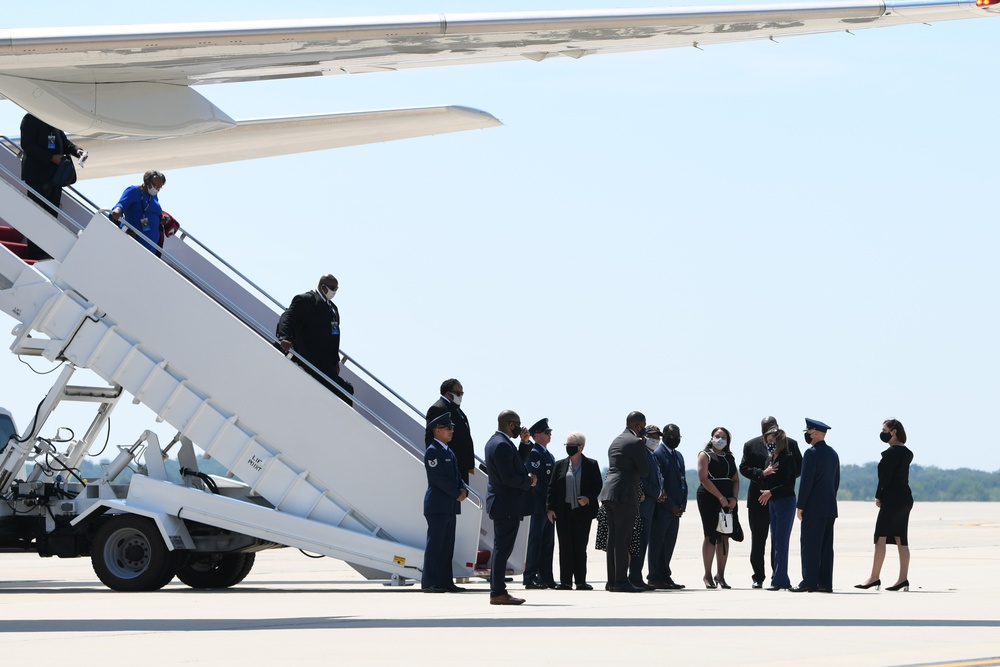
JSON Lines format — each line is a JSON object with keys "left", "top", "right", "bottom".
{"left": 1, "top": 1, "right": 998, "bottom": 473}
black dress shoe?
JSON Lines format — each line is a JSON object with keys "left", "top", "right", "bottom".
{"left": 815, "top": 587, "right": 834, "bottom": 593}
{"left": 554, "top": 583, "right": 573, "bottom": 590}
{"left": 647, "top": 581, "right": 671, "bottom": 590}
{"left": 790, "top": 586, "right": 816, "bottom": 593}
{"left": 524, "top": 581, "right": 547, "bottom": 590}
{"left": 610, "top": 583, "right": 646, "bottom": 592}
{"left": 666, "top": 581, "right": 685, "bottom": 590}
{"left": 422, "top": 586, "right": 447, "bottom": 593}
{"left": 576, "top": 583, "right": 594, "bottom": 591}
{"left": 752, "top": 581, "right": 763, "bottom": 589}
{"left": 544, "top": 581, "right": 559, "bottom": 589}
{"left": 446, "top": 585, "right": 466, "bottom": 593}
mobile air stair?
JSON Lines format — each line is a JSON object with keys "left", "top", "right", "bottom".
{"left": 0, "top": 136, "right": 524, "bottom": 590}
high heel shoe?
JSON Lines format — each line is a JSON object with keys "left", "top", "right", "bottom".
{"left": 854, "top": 579, "right": 881, "bottom": 590}
{"left": 703, "top": 576, "right": 717, "bottom": 589}
{"left": 714, "top": 575, "right": 731, "bottom": 590}
{"left": 885, "top": 580, "right": 909, "bottom": 592}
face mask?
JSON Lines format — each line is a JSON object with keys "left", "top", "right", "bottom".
{"left": 711, "top": 437, "right": 727, "bottom": 450}
{"left": 663, "top": 437, "right": 680, "bottom": 449}
{"left": 146, "top": 186, "right": 159, "bottom": 196}
{"left": 565, "top": 444, "right": 580, "bottom": 456}
{"left": 645, "top": 438, "right": 659, "bottom": 451}
{"left": 766, "top": 443, "right": 776, "bottom": 454}
{"left": 879, "top": 431, "right": 891, "bottom": 443}
{"left": 321, "top": 286, "right": 337, "bottom": 301}
{"left": 804, "top": 432, "right": 814, "bottom": 445}
{"left": 450, "top": 393, "right": 462, "bottom": 406}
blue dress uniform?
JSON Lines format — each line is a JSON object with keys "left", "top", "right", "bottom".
{"left": 422, "top": 421, "right": 465, "bottom": 592}
{"left": 795, "top": 418, "right": 840, "bottom": 592}
{"left": 522, "top": 429, "right": 557, "bottom": 588}
{"left": 628, "top": 445, "right": 663, "bottom": 588}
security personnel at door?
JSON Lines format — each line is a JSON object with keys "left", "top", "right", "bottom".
{"left": 422, "top": 413, "right": 468, "bottom": 593}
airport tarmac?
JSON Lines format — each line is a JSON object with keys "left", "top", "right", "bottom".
{"left": 1, "top": 501, "right": 997, "bottom": 666}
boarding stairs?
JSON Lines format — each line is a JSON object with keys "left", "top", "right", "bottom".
{"left": 0, "top": 138, "right": 524, "bottom": 583}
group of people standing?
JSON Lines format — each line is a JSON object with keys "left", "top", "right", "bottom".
{"left": 420, "top": 391, "right": 915, "bottom": 604}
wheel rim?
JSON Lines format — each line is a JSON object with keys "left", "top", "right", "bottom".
{"left": 102, "top": 527, "right": 152, "bottom": 579}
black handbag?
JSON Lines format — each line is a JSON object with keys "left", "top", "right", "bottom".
{"left": 51, "top": 155, "right": 77, "bottom": 187}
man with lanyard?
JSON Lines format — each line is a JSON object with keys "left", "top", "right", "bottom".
{"left": 276, "top": 274, "right": 355, "bottom": 404}
{"left": 522, "top": 418, "right": 557, "bottom": 590}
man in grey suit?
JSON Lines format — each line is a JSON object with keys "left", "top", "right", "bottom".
{"left": 648, "top": 423, "right": 687, "bottom": 589}
{"left": 598, "top": 411, "right": 649, "bottom": 592}
{"left": 792, "top": 418, "right": 840, "bottom": 593}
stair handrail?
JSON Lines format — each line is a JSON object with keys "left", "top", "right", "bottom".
{"left": 108, "top": 211, "right": 427, "bottom": 460}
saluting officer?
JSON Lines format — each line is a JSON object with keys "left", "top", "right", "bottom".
{"left": 523, "top": 418, "right": 557, "bottom": 589}
{"left": 422, "top": 413, "right": 468, "bottom": 593}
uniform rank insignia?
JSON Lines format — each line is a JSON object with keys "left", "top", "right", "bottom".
{"left": 428, "top": 458, "right": 438, "bottom": 467}
{"left": 531, "top": 461, "right": 540, "bottom": 468}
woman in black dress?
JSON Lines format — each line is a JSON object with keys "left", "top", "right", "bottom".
{"left": 856, "top": 418, "right": 913, "bottom": 592}
{"left": 696, "top": 426, "right": 739, "bottom": 589}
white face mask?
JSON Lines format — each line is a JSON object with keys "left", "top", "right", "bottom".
{"left": 450, "top": 393, "right": 462, "bottom": 406}
{"left": 321, "top": 286, "right": 337, "bottom": 301}
{"left": 711, "top": 437, "right": 727, "bottom": 451}
{"left": 645, "top": 438, "right": 659, "bottom": 451}
{"left": 146, "top": 185, "right": 159, "bottom": 196}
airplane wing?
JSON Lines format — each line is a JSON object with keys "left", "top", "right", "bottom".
{"left": 0, "top": 0, "right": 995, "bottom": 164}
{"left": 63, "top": 106, "right": 500, "bottom": 181}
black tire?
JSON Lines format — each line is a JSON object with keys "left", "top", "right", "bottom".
{"left": 176, "top": 552, "right": 255, "bottom": 589}
{"left": 91, "top": 515, "right": 179, "bottom": 592}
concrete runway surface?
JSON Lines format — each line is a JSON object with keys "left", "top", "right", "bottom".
{"left": 1, "top": 501, "right": 997, "bottom": 666}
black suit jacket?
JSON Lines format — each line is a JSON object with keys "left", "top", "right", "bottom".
{"left": 425, "top": 397, "right": 475, "bottom": 474}
{"left": 598, "top": 429, "right": 649, "bottom": 505}
{"left": 276, "top": 290, "right": 341, "bottom": 378}
{"left": 547, "top": 455, "right": 603, "bottom": 521}
{"left": 20, "top": 114, "right": 78, "bottom": 189}
{"left": 740, "top": 435, "right": 802, "bottom": 500}
{"left": 485, "top": 431, "right": 532, "bottom": 520}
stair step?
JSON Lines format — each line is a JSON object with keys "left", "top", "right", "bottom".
{"left": 0, "top": 225, "right": 23, "bottom": 244}
{"left": 2, "top": 240, "right": 29, "bottom": 258}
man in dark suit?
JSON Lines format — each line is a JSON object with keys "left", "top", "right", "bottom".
{"left": 276, "top": 275, "right": 354, "bottom": 404}
{"left": 628, "top": 425, "right": 663, "bottom": 590}
{"left": 740, "top": 416, "right": 802, "bottom": 588}
{"left": 598, "top": 411, "right": 649, "bottom": 592}
{"left": 793, "top": 418, "right": 840, "bottom": 593}
{"left": 522, "top": 418, "right": 556, "bottom": 589}
{"left": 546, "top": 431, "right": 603, "bottom": 590}
{"left": 648, "top": 423, "right": 687, "bottom": 589}
{"left": 422, "top": 413, "right": 469, "bottom": 593}
{"left": 484, "top": 410, "right": 535, "bottom": 605}
{"left": 19, "top": 113, "right": 84, "bottom": 260}
{"left": 425, "top": 379, "right": 475, "bottom": 483}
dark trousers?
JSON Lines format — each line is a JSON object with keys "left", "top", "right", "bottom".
{"left": 603, "top": 501, "right": 637, "bottom": 587}
{"left": 490, "top": 517, "right": 521, "bottom": 597}
{"left": 747, "top": 491, "right": 773, "bottom": 584}
{"left": 422, "top": 513, "right": 456, "bottom": 589}
{"left": 24, "top": 184, "right": 60, "bottom": 260}
{"left": 647, "top": 503, "right": 680, "bottom": 583}
{"left": 628, "top": 509, "right": 654, "bottom": 586}
{"left": 799, "top": 515, "right": 836, "bottom": 589}
{"left": 523, "top": 512, "right": 555, "bottom": 585}
{"left": 768, "top": 495, "right": 796, "bottom": 589}
{"left": 554, "top": 507, "right": 593, "bottom": 586}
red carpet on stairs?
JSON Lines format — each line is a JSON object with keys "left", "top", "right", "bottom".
{"left": 0, "top": 224, "right": 36, "bottom": 264}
